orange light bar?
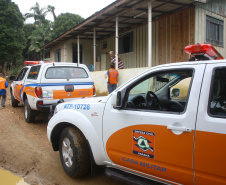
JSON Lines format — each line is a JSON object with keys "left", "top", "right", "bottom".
{"left": 184, "top": 44, "right": 224, "bottom": 60}
{"left": 24, "top": 61, "right": 54, "bottom": 65}
{"left": 24, "top": 61, "right": 40, "bottom": 65}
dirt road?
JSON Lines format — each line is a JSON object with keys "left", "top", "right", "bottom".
{"left": 0, "top": 88, "right": 124, "bottom": 185}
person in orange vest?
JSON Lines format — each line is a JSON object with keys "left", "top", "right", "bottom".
{"left": 0, "top": 73, "right": 8, "bottom": 108}
{"left": 104, "top": 63, "right": 119, "bottom": 94}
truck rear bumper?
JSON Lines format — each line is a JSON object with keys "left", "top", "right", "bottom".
{"left": 36, "top": 101, "right": 57, "bottom": 112}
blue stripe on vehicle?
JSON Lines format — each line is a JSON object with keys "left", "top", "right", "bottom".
{"left": 24, "top": 82, "right": 94, "bottom": 87}
{"left": 19, "top": 86, "right": 25, "bottom": 102}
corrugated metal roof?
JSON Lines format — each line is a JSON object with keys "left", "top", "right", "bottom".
{"left": 42, "top": 0, "right": 205, "bottom": 49}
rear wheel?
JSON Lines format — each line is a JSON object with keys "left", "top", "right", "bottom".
{"left": 24, "top": 99, "right": 36, "bottom": 123}
{"left": 59, "top": 127, "right": 91, "bottom": 177}
{"left": 11, "top": 91, "right": 19, "bottom": 107}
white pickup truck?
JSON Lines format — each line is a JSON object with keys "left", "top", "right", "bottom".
{"left": 10, "top": 61, "right": 95, "bottom": 123}
{"left": 47, "top": 44, "right": 226, "bottom": 185}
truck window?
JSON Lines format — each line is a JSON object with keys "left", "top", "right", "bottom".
{"left": 126, "top": 70, "right": 193, "bottom": 113}
{"left": 209, "top": 67, "right": 226, "bottom": 118}
{"left": 27, "top": 65, "right": 41, "bottom": 79}
{"left": 16, "top": 68, "right": 28, "bottom": 81}
{"left": 45, "top": 67, "right": 88, "bottom": 79}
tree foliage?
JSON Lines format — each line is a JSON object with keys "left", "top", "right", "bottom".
{"left": 25, "top": 2, "right": 48, "bottom": 26}
{"left": 47, "top": 5, "right": 56, "bottom": 21}
{"left": 25, "top": 2, "right": 52, "bottom": 60}
{"left": 23, "top": 24, "right": 40, "bottom": 61}
{"left": 52, "top": 13, "right": 84, "bottom": 38}
{"left": 0, "top": 0, "right": 26, "bottom": 67}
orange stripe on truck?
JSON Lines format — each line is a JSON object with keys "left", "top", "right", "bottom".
{"left": 53, "top": 88, "right": 93, "bottom": 99}
{"left": 23, "top": 86, "right": 36, "bottom": 97}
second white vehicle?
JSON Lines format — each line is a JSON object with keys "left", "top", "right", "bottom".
{"left": 11, "top": 61, "right": 95, "bottom": 123}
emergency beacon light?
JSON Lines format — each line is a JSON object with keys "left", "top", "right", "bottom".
{"left": 24, "top": 61, "right": 53, "bottom": 65}
{"left": 184, "top": 44, "right": 224, "bottom": 60}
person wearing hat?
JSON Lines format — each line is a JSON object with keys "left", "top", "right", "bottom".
{"left": 109, "top": 51, "right": 124, "bottom": 69}
{"left": 0, "top": 73, "right": 8, "bottom": 108}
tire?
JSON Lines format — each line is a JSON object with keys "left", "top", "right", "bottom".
{"left": 11, "top": 91, "right": 19, "bottom": 107}
{"left": 59, "top": 127, "right": 91, "bottom": 177}
{"left": 24, "top": 99, "right": 36, "bottom": 123}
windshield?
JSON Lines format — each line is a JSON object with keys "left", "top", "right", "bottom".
{"left": 130, "top": 72, "right": 180, "bottom": 95}
{"left": 45, "top": 67, "right": 88, "bottom": 79}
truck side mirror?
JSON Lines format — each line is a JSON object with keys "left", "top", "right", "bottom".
{"left": 9, "top": 75, "right": 16, "bottom": 81}
{"left": 170, "top": 88, "right": 180, "bottom": 98}
{"left": 111, "top": 91, "right": 122, "bottom": 108}
{"left": 116, "top": 91, "right": 121, "bottom": 106}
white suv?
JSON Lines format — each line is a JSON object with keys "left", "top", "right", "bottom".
{"left": 10, "top": 61, "right": 95, "bottom": 123}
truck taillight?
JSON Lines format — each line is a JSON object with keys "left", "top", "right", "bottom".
{"left": 184, "top": 43, "right": 224, "bottom": 60}
{"left": 35, "top": 87, "right": 43, "bottom": 98}
{"left": 93, "top": 85, "right": 96, "bottom": 96}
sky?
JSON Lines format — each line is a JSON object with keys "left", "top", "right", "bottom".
{"left": 12, "top": 0, "right": 116, "bottom": 23}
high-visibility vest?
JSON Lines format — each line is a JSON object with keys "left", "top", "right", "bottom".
{"left": 0, "top": 77, "right": 6, "bottom": 90}
{"left": 108, "top": 68, "right": 118, "bottom": 84}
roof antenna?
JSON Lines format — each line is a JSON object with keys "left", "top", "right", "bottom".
{"left": 53, "top": 62, "right": 55, "bottom": 66}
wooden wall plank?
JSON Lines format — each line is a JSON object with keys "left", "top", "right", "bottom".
{"left": 167, "top": 16, "right": 171, "bottom": 63}
{"left": 152, "top": 21, "right": 156, "bottom": 66}
{"left": 157, "top": 7, "right": 195, "bottom": 64}
{"left": 162, "top": 18, "right": 166, "bottom": 64}
{"left": 190, "top": 7, "right": 195, "bottom": 46}
{"left": 171, "top": 12, "right": 176, "bottom": 63}
{"left": 158, "top": 18, "right": 163, "bottom": 65}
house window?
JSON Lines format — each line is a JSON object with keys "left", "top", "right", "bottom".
{"left": 119, "top": 31, "right": 134, "bottom": 54}
{"left": 101, "top": 41, "right": 107, "bottom": 49}
{"left": 72, "top": 44, "right": 83, "bottom": 64}
{"left": 206, "top": 15, "right": 224, "bottom": 47}
{"left": 54, "top": 49, "right": 61, "bottom": 62}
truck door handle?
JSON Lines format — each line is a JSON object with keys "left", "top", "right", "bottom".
{"left": 167, "top": 125, "right": 192, "bottom": 132}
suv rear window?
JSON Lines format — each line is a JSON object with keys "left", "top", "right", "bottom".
{"left": 27, "top": 65, "right": 41, "bottom": 79}
{"left": 45, "top": 67, "right": 88, "bottom": 79}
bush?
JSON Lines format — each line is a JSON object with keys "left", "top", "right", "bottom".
{"left": 11, "top": 65, "right": 23, "bottom": 75}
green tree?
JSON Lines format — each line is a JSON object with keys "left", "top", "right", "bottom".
{"left": 52, "top": 13, "right": 84, "bottom": 38}
{"left": 28, "top": 20, "right": 52, "bottom": 59}
{"left": 47, "top": 5, "right": 56, "bottom": 21}
{"left": 0, "top": 0, "right": 26, "bottom": 69}
{"left": 25, "top": 2, "right": 48, "bottom": 26}
{"left": 23, "top": 24, "right": 40, "bottom": 61}
{"left": 25, "top": 2, "right": 53, "bottom": 60}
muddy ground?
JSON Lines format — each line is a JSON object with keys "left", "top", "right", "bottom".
{"left": 0, "top": 87, "right": 125, "bottom": 185}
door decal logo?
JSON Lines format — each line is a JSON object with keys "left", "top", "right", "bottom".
{"left": 43, "top": 90, "right": 53, "bottom": 99}
{"left": 133, "top": 130, "right": 155, "bottom": 159}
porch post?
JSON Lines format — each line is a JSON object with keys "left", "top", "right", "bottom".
{"left": 77, "top": 35, "right": 80, "bottom": 64}
{"left": 148, "top": 0, "right": 152, "bottom": 68}
{"left": 93, "top": 28, "right": 96, "bottom": 71}
{"left": 115, "top": 16, "right": 119, "bottom": 70}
